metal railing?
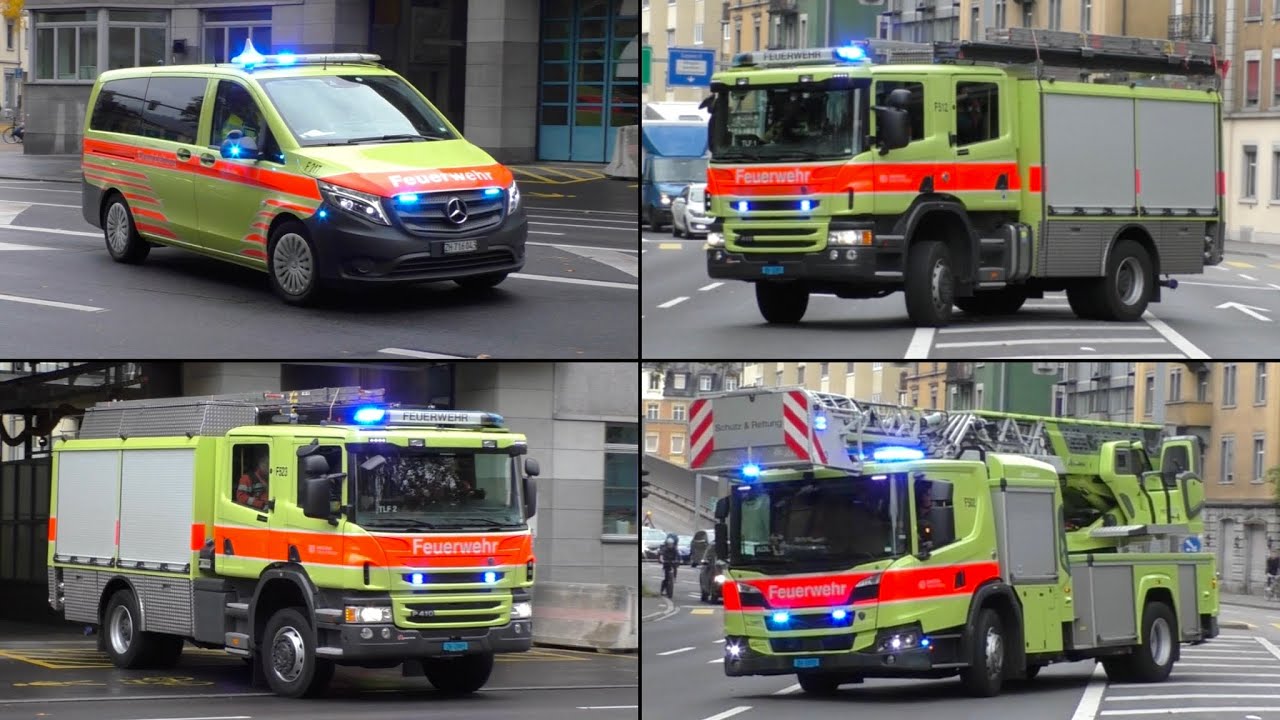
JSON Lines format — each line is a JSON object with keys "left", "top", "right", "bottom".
{"left": 1168, "top": 13, "right": 1215, "bottom": 42}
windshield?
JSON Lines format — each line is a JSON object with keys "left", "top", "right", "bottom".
{"left": 729, "top": 474, "right": 909, "bottom": 572}
{"left": 652, "top": 156, "right": 709, "bottom": 184}
{"left": 710, "top": 84, "right": 865, "bottom": 162}
{"left": 259, "top": 75, "right": 458, "bottom": 147}
{"left": 351, "top": 448, "right": 524, "bottom": 531}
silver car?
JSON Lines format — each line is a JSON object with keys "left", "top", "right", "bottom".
{"left": 671, "top": 183, "right": 712, "bottom": 238}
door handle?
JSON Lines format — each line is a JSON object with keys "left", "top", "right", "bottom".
{"left": 200, "top": 153, "right": 217, "bottom": 166}
{"left": 957, "top": 148, "right": 971, "bottom": 156}
{"left": 256, "top": 513, "right": 268, "bottom": 523}
{"left": 176, "top": 148, "right": 191, "bottom": 161}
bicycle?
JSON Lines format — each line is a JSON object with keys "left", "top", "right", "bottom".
{"left": 3, "top": 121, "right": 23, "bottom": 144}
{"left": 1266, "top": 574, "right": 1279, "bottom": 601}
{"left": 660, "top": 563, "right": 677, "bottom": 599}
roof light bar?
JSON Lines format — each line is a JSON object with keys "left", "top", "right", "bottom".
{"left": 732, "top": 45, "right": 872, "bottom": 68}
{"left": 230, "top": 38, "right": 381, "bottom": 71}
{"left": 356, "top": 408, "right": 506, "bottom": 428}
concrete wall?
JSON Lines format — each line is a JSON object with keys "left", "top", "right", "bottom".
{"left": 21, "top": 83, "right": 87, "bottom": 154}
{"left": 463, "top": 0, "right": 538, "bottom": 164}
{"left": 181, "top": 363, "right": 286, "bottom": 395}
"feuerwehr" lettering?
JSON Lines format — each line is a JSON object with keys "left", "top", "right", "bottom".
{"left": 766, "top": 581, "right": 847, "bottom": 602}
{"left": 389, "top": 170, "right": 496, "bottom": 188}
{"left": 412, "top": 538, "right": 499, "bottom": 555}
{"left": 733, "top": 168, "right": 813, "bottom": 185}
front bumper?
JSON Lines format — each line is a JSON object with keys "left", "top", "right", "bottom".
{"left": 647, "top": 206, "right": 672, "bottom": 226}
{"left": 707, "top": 240, "right": 903, "bottom": 284}
{"left": 305, "top": 204, "right": 527, "bottom": 284}
{"left": 684, "top": 214, "right": 712, "bottom": 236}
{"left": 724, "top": 639, "right": 933, "bottom": 677}
{"left": 322, "top": 618, "right": 533, "bottom": 661}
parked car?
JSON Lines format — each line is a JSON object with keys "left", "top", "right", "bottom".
{"left": 671, "top": 183, "right": 712, "bottom": 238}
{"left": 677, "top": 534, "right": 693, "bottom": 564}
{"left": 691, "top": 529, "right": 725, "bottom": 604}
{"left": 643, "top": 527, "right": 667, "bottom": 561}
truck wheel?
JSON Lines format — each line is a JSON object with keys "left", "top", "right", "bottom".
{"left": 672, "top": 214, "right": 684, "bottom": 238}
{"left": 1095, "top": 239, "right": 1152, "bottom": 321}
{"left": 797, "top": 672, "right": 845, "bottom": 695}
{"left": 102, "top": 195, "right": 152, "bottom": 264}
{"left": 1066, "top": 284, "right": 1103, "bottom": 320}
{"left": 422, "top": 653, "right": 495, "bottom": 695}
{"left": 955, "top": 287, "right": 1026, "bottom": 315}
{"left": 905, "top": 240, "right": 955, "bottom": 327}
{"left": 1101, "top": 657, "right": 1133, "bottom": 682}
{"left": 267, "top": 221, "right": 322, "bottom": 306}
{"left": 959, "top": 608, "right": 1006, "bottom": 697}
{"left": 146, "top": 634, "right": 186, "bottom": 669}
{"left": 262, "top": 607, "right": 334, "bottom": 698}
{"left": 755, "top": 282, "right": 808, "bottom": 324}
{"left": 103, "top": 589, "right": 152, "bottom": 668}
{"left": 1125, "top": 601, "right": 1177, "bottom": 683}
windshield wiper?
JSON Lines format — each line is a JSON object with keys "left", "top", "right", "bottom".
{"left": 345, "top": 133, "right": 441, "bottom": 145}
{"left": 436, "top": 518, "right": 524, "bottom": 528}
{"left": 362, "top": 518, "right": 437, "bottom": 530}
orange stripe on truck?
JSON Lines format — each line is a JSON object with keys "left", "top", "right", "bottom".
{"left": 722, "top": 561, "right": 1002, "bottom": 611}
{"left": 211, "top": 525, "right": 534, "bottom": 568}
{"left": 707, "top": 162, "right": 1023, "bottom": 197}
{"left": 48, "top": 517, "right": 56, "bottom": 542}
{"left": 82, "top": 160, "right": 148, "bottom": 180}
{"left": 190, "top": 523, "right": 206, "bottom": 552}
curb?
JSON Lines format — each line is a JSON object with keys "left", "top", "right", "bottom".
{"left": 641, "top": 596, "right": 678, "bottom": 624}
{"left": 0, "top": 174, "right": 78, "bottom": 184}
{"left": 1221, "top": 620, "right": 1253, "bottom": 629}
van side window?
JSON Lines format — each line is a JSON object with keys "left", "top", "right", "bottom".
{"left": 211, "top": 80, "right": 265, "bottom": 147}
{"left": 233, "top": 443, "right": 272, "bottom": 511}
{"left": 298, "top": 446, "right": 343, "bottom": 506}
{"left": 955, "top": 81, "right": 999, "bottom": 146}
{"left": 874, "top": 81, "right": 924, "bottom": 144}
{"left": 140, "top": 77, "right": 207, "bottom": 144}
{"left": 90, "top": 77, "right": 150, "bottom": 136}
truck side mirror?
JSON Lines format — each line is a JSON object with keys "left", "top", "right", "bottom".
{"left": 714, "top": 497, "right": 729, "bottom": 521}
{"left": 522, "top": 476, "right": 537, "bottom": 519}
{"left": 929, "top": 506, "right": 956, "bottom": 547}
{"left": 874, "top": 107, "right": 910, "bottom": 155}
{"left": 714, "top": 522, "right": 729, "bottom": 560}
{"left": 524, "top": 457, "right": 540, "bottom": 477}
{"left": 301, "top": 477, "right": 331, "bottom": 519}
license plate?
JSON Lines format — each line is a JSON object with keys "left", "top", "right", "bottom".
{"left": 762, "top": 265, "right": 784, "bottom": 276}
{"left": 793, "top": 658, "right": 820, "bottom": 669}
{"left": 442, "top": 641, "right": 469, "bottom": 652}
{"left": 443, "top": 240, "right": 477, "bottom": 255}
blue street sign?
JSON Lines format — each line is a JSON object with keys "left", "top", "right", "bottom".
{"left": 1182, "top": 536, "right": 1202, "bottom": 553}
{"left": 667, "top": 48, "right": 717, "bottom": 87}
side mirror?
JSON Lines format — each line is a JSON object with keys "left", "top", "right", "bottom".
{"left": 525, "top": 457, "right": 540, "bottom": 477}
{"left": 928, "top": 506, "right": 956, "bottom": 546}
{"left": 714, "top": 521, "right": 728, "bottom": 560}
{"left": 221, "top": 131, "right": 260, "bottom": 159}
{"left": 302, "top": 454, "right": 330, "bottom": 476}
{"left": 360, "top": 455, "right": 386, "bottom": 472}
{"left": 522, "top": 476, "right": 537, "bottom": 519}
{"left": 874, "top": 106, "right": 910, "bottom": 155}
{"left": 714, "top": 497, "right": 729, "bottom": 521}
{"left": 301, "top": 477, "right": 331, "bottom": 519}
{"left": 296, "top": 438, "right": 320, "bottom": 457}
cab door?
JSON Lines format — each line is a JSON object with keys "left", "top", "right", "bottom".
{"left": 215, "top": 437, "right": 284, "bottom": 579}
{"left": 952, "top": 76, "right": 1018, "bottom": 212}
{"left": 871, "top": 75, "right": 955, "bottom": 216}
{"left": 285, "top": 440, "right": 347, "bottom": 579}
{"left": 126, "top": 76, "right": 210, "bottom": 245}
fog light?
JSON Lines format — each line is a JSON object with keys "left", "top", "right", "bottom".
{"left": 829, "top": 250, "right": 838, "bottom": 260}
{"left": 846, "top": 249, "right": 857, "bottom": 260}
{"left": 360, "top": 628, "right": 373, "bottom": 640}
{"left": 511, "top": 601, "right": 533, "bottom": 619}
{"left": 706, "top": 232, "right": 725, "bottom": 248}
{"left": 381, "top": 627, "right": 391, "bottom": 639}
{"left": 351, "top": 258, "right": 374, "bottom": 274}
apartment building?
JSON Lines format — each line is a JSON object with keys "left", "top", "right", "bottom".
{"left": 642, "top": 362, "right": 743, "bottom": 467}
{"left": 642, "top": 0, "right": 726, "bottom": 103}
{"left": 739, "top": 362, "right": 908, "bottom": 404}
{"left": 1050, "top": 362, "right": 1138, "bottom": 421}
{"left": 901, "top": 362, "right": 948, "bottom": 410}
{"left": 0, "top": 11, "right": 21, "bottom": 116}
{"left": 946, "top": 362, "right": 1056, "bottom": 414}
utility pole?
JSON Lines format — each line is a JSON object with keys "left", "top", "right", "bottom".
{"left": 1153, "top": 362, "right": 1167, "bottom": 428}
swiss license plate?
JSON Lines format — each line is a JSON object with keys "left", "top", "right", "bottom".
{"left": 793, "top": 658, "right": 820, "bottom": 669}
{"left": 443, "top": 240, "right": 477, "bottom": 255}
{"left": 762, "top": 265, "right": 784, "bottom": 276}
{"left": 443, "top": 641, "right": 469, "bottom": 652}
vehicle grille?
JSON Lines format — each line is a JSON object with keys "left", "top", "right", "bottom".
{"left": 769, "top": 635, "right": 855, "bottom": 653}
{"left": 392, "top": 188, "right": 505, "bottom": 237}
{"left": 390, "top": 249, "right": 516, "bottom": 277}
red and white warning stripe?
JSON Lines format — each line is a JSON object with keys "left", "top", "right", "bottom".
{"left": 689, "top": 398, "right": 714, "bottom": 468}
{"left": 782, "top": 390, "right": 826, "bottom": 464}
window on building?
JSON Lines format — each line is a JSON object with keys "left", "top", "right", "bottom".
{"left": 725, "top": 376, "right": 738, "bottom": 391}
{"left": 698, "top": 375, "right": 712, "bottom": 392}
{"left": 753, "top": 18, "right": 760, "bottom": 49}
{"left": 1021, "top": 3, "right": 1034, "bottom": 26}
{"left": 1254, "top": 435, "right": 1267, "bottom": 482}
{"left": 1081, "top": 0, "right": 1092, "bottom": 30}
{"left": 1246, "top": 55, "right": 1261, "bottom": 108}
{"left": 694, "top": 22, "right": 703, "bottom": 45}
{"left": 34, "top": 10, "right": 98, "bottom": 80}
{"left": 1244, "top": 147, "right": 1258, "bottom": 198}
{"left": 1049, "top": 0, "right": 1062, "bottom": 29}
{"left": 1248, "top": 0, "right": 1263, "bottom": 18}
{"left": 1170, "top": 367, "right": 1182, "bottom": 402}
{"left": 672, "top": 404, "right": 686, "bottom": 422}
{"left": 1198, "top": 369, "right": 1210, "bottom": 402}
{"left": 995, "top": 0, "right": 1007, "bottom": 28}
{"left": 603, "top": 424, "right": 638, "bottom": 536}
{"left": 797, "top": 366, "right": 805, "bottom": 384}
{"left": 1220, "top": 436, "right": 1235, "bottom": 483}
{"left": 1224, "top": 363, "right": 1238, "bottom": 406}
{"left": 5, "top": 21, "right": 12, "bottom": 51}
{"left": 1273, "top": 149, "right": 1280, "bottom": 201}
{"left": 645, "top": 433, "right": 659, "bottom": 453}
{"left": 872, "top": 392, "right": 881, "bottom": 403}
{"left": 666, "top": 28, "right": 674, "bottom": 46}
{"left": 648, "top": 372, "right": 661, "bottom": 391}
{"left": 775, "top": 369, "right": 783, "bottom": 385}
{"left": 646, "top": 403, "right": 659, "bottom": 420}
{"left": 1144, "top": 374, "right": 1154, "bottom": 416}
{"left": 970, "top": 6, "right": 980, "bottom": 39}
{"left": 670, "top": 434, "right": 685, "bottom": 455}
{"left": 929, "top": 386, "right": 938, "bottom": 408}
{"left": 1257, "top": 362, "right": 1268, "bottom": 403}
{"left": 673, "top": 374, "right": 687, "bottom": 390}
{"left": 956, "top": 81, "right": 999, "bottom": 146}
{"left": 106, "top": 9, "right": 167, "bottom": 72}
{"left": 1273, "top": 51, "right": 1280, "bottom": 106}
{"left": 872, "top": 362, "right": 883, "bottom": 371}
{"left": 820, "top": 362, "right": 829, "bottom": 379}
{"left": 723, "top": 22, "right": 730, "bottom": 42}
{"left": 976, "top": 384, "right": 985, "bottom": 408}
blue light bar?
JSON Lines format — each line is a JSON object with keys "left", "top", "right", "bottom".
{"left": 483, "top": 187, "right": 502, "bottom": 197}
{"left": 813, "top": 414, "right": 828, "bottom": 431}
{"left": 831, "top": 609, "right": 847, "bottom": 621}
{"left": 396, "top": 193, "right": 419, "bottom": 205}
{"left": 736, "top": 201, "right": 749, "bottom": 212}
{"left": 742, "top": 463, "right": 761, "bottom": 478}
{"left": 799, "top": 199, "right": 812, "bottom": 211}
{"left": 771, "top": 611, "right": 789, "bottom": 624}
{"left": 872, "top": 446, "right": 926, "bottom": 462}
{"left": 232, "top": 38, "right": 267, "bottom": 68}
{"left": 483, "top": 571, "right": 498, "bottom": 584}
{"left": 353, "top": 407, "right": 387, "bottom": 424}
{"left": 834, "top": 45, "right": 867, "bottom": 61}
{"left": 275, "top": 51, "right": 297, "bottom": 65}
{"left": 408, "top": 572, "right": 425, "bottom": 585}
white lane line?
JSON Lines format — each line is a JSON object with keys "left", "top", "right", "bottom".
{"left": 1100, "top": 707, "right": 1280, "bottom": 716}
{"left": 658, "top": 296, "right": 689, "bottom": 309}
{"left": 527, "top": 206, "right": 634, "bottom": 216}
{"left": 1110, "top": 681, "right": 1280, "bottom": 688}
{"left": 657, "top": 646, "right": 695, "bottom": 656}
{"left": 708, "top": 657, "right": 725, "bottom": 663}
{"left": 576, "top": 706, "right": 639, "bottom": 710}
{"left": 1107, "top": 693, "right": 1280, "bottom": 701}
{"left": 1209, "top": 264, "right": 1231, "bottom": 271}
{"left": 1255, "top": 635, "right": 1280, "bottom": 661}
{"left": 510, "top": 273, "right": 635, "bottom": 289}
{"left": 0, "top": 183, "right": 79, "bottom": 192}
{"left": 0, "top": 293, "right": 104, "bottom": 312}
{"left": 0, "top": 241, "right": 60, "bottom": 251}
{"left": 1176, "top": 281, "right": 1280, "bottom": 291}
{"left": 119, "top": 717, "right": 251, "bottom": 720}
{"left": 1070, "top": 663, "right": 1107, "bottom": 720}
{"left": 699, "top": 282, "right": 724, "bottom": 292}
{"left": 528, "top": 241, "right": 639, "bottom": 254}
{"left": 0, "top": 224, "right": 99, "bottom": 237}
{"left": 934, "top": 337, "right": 1168, "bottom": 349}
{"left": 997, "top": 354, "right": 1188, "bottom": 360}
{"left": 700, "top": 707, "right": 752, "bottom": 720}
{"left": 0, "top": 199, "right": 78, "bottom": 209}
{"left": 714, "top": 639, "right": 725, "bottom": 644}
{"left": 1142, "top": 310, "right": 1209, "bottom": 358}
{"left": 1176, "top": 662, "right": 1268, "bottom": 667}
{"left": 529, "top": 221, "right": 633, "bottom": 232}
{"left": 530, "top": 231, "right": 568, "bottom": 236}
{"left": 378, "top": 348, "right": 474, "bottom": 359}
{"left": 1271, "top": 283, "right": 1280, "bottom": 291}
{"left": 554, "top": 244, "right": 638, "bottom": 278}
{"left": 937, "top": 324, "right": 1151, "bottom": 334}
{"left": 905, "top": 327, "right": 935, "bottom": 358}
{"left": 773, "top": 683, "right": 801, "bottom": 695}
{"left": 529, "top": 214, "right": 637, "bottom": 225}
{"left": 1241, "top": 274, "right": 1260, "bottom": 281}
{"left": 0, "top": 694, "right": 271, "bottom": 704}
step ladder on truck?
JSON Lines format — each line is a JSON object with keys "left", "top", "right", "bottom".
{"left": 702, "top": 28, "right": 1226, "bottom": 327}
{"left": 47, "top": 386, "right": 541, "bottom": 698}
{"left": 690, "top": 386, "right": 1219, "bottom": 697}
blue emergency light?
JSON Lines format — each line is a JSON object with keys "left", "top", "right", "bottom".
{"left": 834, "top": 45, "right": 867, "bottom": 62}
{"left": 275, "top": 51, "right": 297, "bottom": 65}
{"left": 831, "top": 609, "right": 847, "bottom": 621}
{"left": 396, "top": 193, "right": 419, "bottom": 205}
{"left": 483, "top": 571, "right": 498, "bottom": 584}
{"left": 353, "top": 406, "right": 388, "bottom": 424}
{"left": 232, "top": 38, "right": 267, "bottom": 69}
{"left": 799, "top": 199, "right": 813, "bottom": 212}
{"left": 483, "top": 188, "right": 502, "bottom": 197}
{"left": 741, "top": 463, "right": 761, "bottom": 479}
{"left": 771, "top": 611, "right": 790, "bottom": 625}
{"left": 408, "top": 572, "right": 425, "bottom": 585}
{"left": 736, "top": 201, "right": 749, "bottom": 212}
{"left": 813, "top": 414, "right": 828, "bottom": 431}
{"left": 872, "top": 446, "right": 925, "bottom": 462}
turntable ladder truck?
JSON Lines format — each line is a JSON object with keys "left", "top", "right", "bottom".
{"left": 47, "top": 386, "right": 541, "bottom": 698}
{"left": 690, "top": 386, "right": 1219, "bottom": 697}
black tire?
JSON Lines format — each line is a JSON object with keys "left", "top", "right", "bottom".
{"left": 146, "top": 634, "right": 186, "bottom": 669}
{"left": 904, "top": 240, "right": 955, "bottom": 327}
{"left": 959, "top": 608, "right": 1006, "bottom": 697}
{"left": 1023, "top": 663, "right": 1043, "bottom": 680}
{"left": 1066, "top": 284, "right": 1103, "bottom": 320}
{"left": 755, "top": 282, "right": 809, "bottom": 324}
{"left": 262, "top": 607, "right": 334, "bottom": 698}
{"left": 797, "top": 672, "right": 845, "bottom": 695}
{"left": 1094, "top": 239, "right": 1153, "bottom": 321}
{"left": 955, "top": 287, "right": 1027, "bottom": 316}
{"left": 266, "top": 220, "right": 322, "bottom": 306}
{"left": 454, "top": 272, "right": 509, "bottom": 290}
{"left": 672, "top": 214, "right": 684, "bottom": 238}
{"left": 1123, "top": 601, "right": 1178, "bottom": 683}
{"left": 1101, "top": 657, "right": 1134, "bottom": 683}
{"left": 102, "top": 590, "right": 152, "bottom": 669}
{"left": 422, "top": 653, "right": 495, "bottom": 696}
{"left": 648, "top": 207, "right": 665, "bottom": 232}
{"left": 102, "top": 195, "right": 151, "bottom": 264}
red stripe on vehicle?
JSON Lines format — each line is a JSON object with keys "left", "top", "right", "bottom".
{"left": 131, "top": 207, "right": 168, "bottom": 223}
{"left": 1027, "top": 165, "right": 1043, "bottom": 194}
{"left": 688, "top": 399, "right": 715, "bottom": 469}
{"left": 781, "top": 402, "right": 809, "bottom": 461}
{"left": 1217, "top": 171, "right": 1226, "bottom": 196}
{"left": 1135, "top": 169, "right": 1141, "bottom": 195}
{"left": 252, "top": 222, "right": 270, "bottom": 231}
{"left": 243, "top": 234, "right": 266, "bottom": 245}
{"left": 83, "top": 171, "right": 151, "bottom": 193}
{"left": 114, "top": 520, "right": 120, "bottom": 547}
{"left": 264, "top": 198, "right": 318, "bottom": 215}
{"left": 190, "top": 523, "right": 206, "bottom": 552}
{"left": 877, "top": 562, "right": 1001, "bottom": 603}
{"left": 726, "top": 562, "right": 1002, "bottom": 610}
{"left": 242, "top": 248, "right": 268, "bottom": 260}
{"left": 48, "top": 517, "right": 56, "bottom": 542}
{"left": 135, "top": 221, "right": 176, "bottom": 239}
{"left": 122, "top": 192, "right": 161, "bottom": 206}
{"left": 706, "top": 162, "right": 1024, "bottom": 197}
{"left": 82, "top": 160, "right": 148, "bottom": 180}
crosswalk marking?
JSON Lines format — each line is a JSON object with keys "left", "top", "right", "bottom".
{"left": 689, "top": 608, "right": 715, "bottom": 615}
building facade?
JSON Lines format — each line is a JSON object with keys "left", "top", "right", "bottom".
{"left": 642, "top": 362, "right": 742, "bottom": 467}
{"left": 767, "top": 0, "right": 881, "bottom": 49}
{"left": 0, "top": 11, "right": 22, "bottom": 117}
{"left": 740, "top": 362, "right": 908, "bottom": 405}
{"left": 20, "top": 0, "right": 640, "bottom": 162}
{"left": 640, "top": 0, "right": 724, "bottom": 104}
{"left": 946, "top": 362, "right": 1056, "bottom": 414}
{"left": 901, "top": 362, "right": 948, "bottom": 409}
{"left": 1051, "top": 362, "right": 1138, "bottom": 421}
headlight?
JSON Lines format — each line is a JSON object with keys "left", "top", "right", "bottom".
{"left": 344, "top": 606, "right": 392, "bottom": 624}
{"left": 508, "top": 181, "right": 521, "bottom": 214}
{"left": 714, "top": 574, "right": 725, "bottom": 584}
{"left": 511, "top": 601, "right": 532, "bottom": 619}
{"left": 319, "top": 181, "right": 390, "bottom": 226}
{"left": 660, "top": 194, "right": 671, "bottom": 205}
{"left": 706, "top": 232, "right": 725, "bottom": 248}
{"left": 829, "top": 229, "right": 873, "bottom": 246}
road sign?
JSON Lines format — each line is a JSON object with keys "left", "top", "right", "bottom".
{"left": 1182, "top": 535, "right": 1202, "bottom": 553}
{"left": 667, "top": 47, "right": 716, "bottom": 87}
{"left": 641, "top": 45, "right": 651, "bottom": 85}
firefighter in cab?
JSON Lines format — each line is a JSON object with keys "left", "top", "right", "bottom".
{"left": 237, "top": 451, "right": 271, "bottom": 510}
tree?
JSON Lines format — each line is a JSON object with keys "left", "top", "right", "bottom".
{"left": 1268, "top": 465, "right": 1280, "bottom": 504}
{"left": 2, "top": 0, "right": 22, "bottom": 23}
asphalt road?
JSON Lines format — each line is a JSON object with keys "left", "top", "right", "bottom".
{"left": 0, "top": 180, "right": 637, "bottom": 358}
{"left": 642, "top": 563, "right": 1280, "bottom": 720}
{"left": 642, "top": 230, "right": 1280, "bottom": 359}
{"left": 0, "top": 636, "right": 637, "bottom": 720}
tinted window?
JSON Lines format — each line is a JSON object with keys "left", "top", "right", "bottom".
{"left": 210, "top": 79, "right": 266, "bottom": 146}
{"left": 90, "top": 77, "right": 149, "bottom": 135}
{"left": 956, "top": 81, "right": 1000, "bottom": 146}
{"left": 140, "top": 76, "right": 206, "bottom": 144}
{"left": 875, "top": 80, "right": 924, "bottom": 143}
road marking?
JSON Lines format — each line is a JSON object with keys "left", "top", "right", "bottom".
{"left": 1176, "top": 662, "right": 1265, "bottom": 667}
{"left": 1070, "top": 663, "right": 1107, "bottom": 720}
{"left": 1241, "top": 273, "right": 1260, "bottom": 281}
{"left": 700, "top": 707, "right": 752, "bottom": 720}
{"left": 657, "top": 646, "right": 694, "bottom": 656}
{"left": 689, "top": 608, "right": 715, "bottom": 615}
{"left": 934, "top": 337, "right": 1168, "bottom": 349}
{"left": 773, "top": 683, "right": 801, "bottom": 695}
{"left": 937, "top": 324, "right": 1151, "bottom": 334}
{"left": 0, "top": 223, "right": 99, "bottom": 237}
{"left": 714, "top": 639, "right": 725, "bottom": 644}
{"left": 708, "top": 657, "right": 725, "bottom": 663}
{"left": 658, "top": 243, "right": 683, "bottom": 250}
{"left": 118, "top": 717, "right": 251, "bottom": 720}
{"left": 1226, "top": 260, "right": 1256, "bottom": 268}
{"left": 530, "top": 231, "right": 567, "bottom": 236}
{"left": 1108, "top": 693, "right": 1280, "bottom": 701}
{"left": 510, "top": 273, "right": 636, "bottom": 289}
{"left": 1142, "top": 311, "right": 1209, "bottom": 358}
{"left": 576, "top": 706, "right": 638, "bottom": 710}
{"left": 1110, "top": 682, "right": 1280, "bottom": 688}
{"left": 1100, "top": 707, "right": 1280, "bottom": 716}
{"left": 0, "top": 293, "right": 104, "bottom": 313}
{"left": 0, "top": 183, "right": 79, "bottom": 193}
{"left": 528, "top": 241, "right": 640, "bottom": 254}
{"left": 1216, "top": 301, "right": 1273, "bottom": 322}
{"left": 528, "top": 214, "right": 636, "bottom": 225}
{"left": 0, "top": 240, "right": 59, "bottom": 251}
{"left": 998, "top": 354, "right": 1189, "bottom": 360}
{"left": 527, "top": 206, "right": 634, "bottom": 216}
{"left": 658, "top": 296, "right": 689, "bottom": 308}
{"left": 1256, "top": 636, "right": 1280, "bottom": 662}
{"left": 529, "top": 221, "right": 632, "bottom": 232}
{"left": 1174, "top": 281, "right": 1280, "bottom": 291}
{"left": 699, "top": 282, "right": 723, "bottom": 292}
{"left": 0, "top": 693, "right": 272, "bottom": 704}
{"left": 905, "top": 327, "right": 935, "bottom": 358}
{"left": 377, "top": 348, "right": 476, "bottom": 359}
{"left": 0, "top": 199, "right": 78, "bottom": 209}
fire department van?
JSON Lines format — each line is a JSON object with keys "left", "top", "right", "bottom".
{"left": 81, "top": 40, "right": 526, "bottom": 305}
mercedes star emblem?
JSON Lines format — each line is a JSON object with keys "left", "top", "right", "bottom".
{"left": 445, "top": 196, "right": 468, "bottom": 224}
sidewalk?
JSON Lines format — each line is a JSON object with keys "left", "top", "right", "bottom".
{"left": 1227, "top": 239, "right": 1280, "bottom": 259}
{"left": 1220, "top": 590, "right": 1280, "bottom": 611}
{"left": 0, "top": 151, "right": 80, "bottom": 183}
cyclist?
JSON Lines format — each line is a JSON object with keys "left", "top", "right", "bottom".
{"left": 658, "top": 533, "right": 680, "bottom": 598}
{"left": 1266, "top": 549, "right": 1279, "bottom": 600}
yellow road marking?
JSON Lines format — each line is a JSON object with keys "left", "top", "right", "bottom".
{"left": 1225, "top": 260, "right": 1255, "bottom": 268}
{"left": 1270, "top": 263, "right": 1280, "bottom": 270}
{"left": 658, "top": 243, "right": 682, "bottom": 250}
{"left": 689, "top": 608, "right": 715, "bottom": 615}
{"left": 0, "top": 647, "right": 240, "bottom": 670}
{"left": 510, "top": 168, "right": 559, "bottom": 184}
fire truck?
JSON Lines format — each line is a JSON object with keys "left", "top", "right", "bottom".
{"left": 702, "top": 29, "right": 1225, "bottom": 326}
{"left": 47, "top": 387, "right": 539, "bottom": 698}
{"left": 689, "top": 386, "right": 1219, "bottom": 696}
